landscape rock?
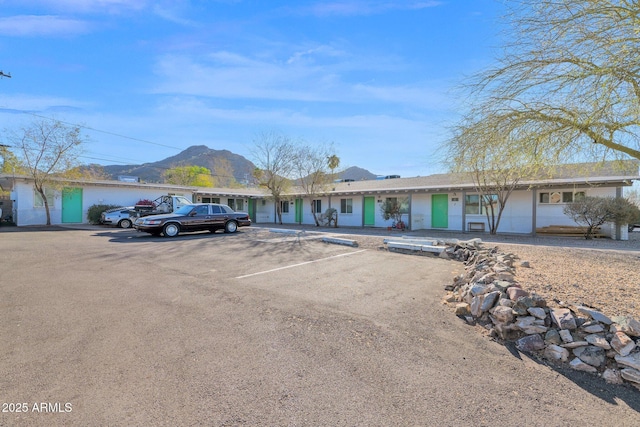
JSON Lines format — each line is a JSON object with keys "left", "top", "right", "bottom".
{"left": 561, "top": 341, "right": 589, "bottom": 349}
{"left": 480, "top": 291, "right": 501, "bottom": 312}
{"left": 507, "top": 287, "right": 529, "bottom": 301}
{"left": 490, "top": 306, "right": 515, "bottom": 324}
{"left": 527, "top": 307, "right": 547, "bottom": 319}
{"left": 515, "top": 334, "right": 546, "bottom": 352}
{"left": 615, "top": 353, "right": 640, "bottom": 371}
{"left": 621, "top": 368, "right": 640, "bottom": 384}
{"left": 610, "top": 331, "right": 635, "bottom": 357}
{"left": 544, "top": 345, "right": 569, "bottom": 362}
{"left": 612, "top": 316, "right": 640, "bottom": 337}
{"left": 559, "top": 329, "right": 573, "bottom": 343}
{"left": 573, "top": 346, "right": 606, "bottom": 367}
{"left": 544, "top": 329, "right": 562, "bottom": 345}
{"left": 470, "top": 295, "right": 485, "bottom": 317}
{"left": 443, "top": 240, "right": 640, "bottom": 390}
{"left": 569, "top": 357, "right": 598, "bottom": 373}
{"left": 602, "top": 368, "right": 624, "bottom": 385}
{"left": 584, "top": 334, "right": 611, "bottom": 350}
{"left": 581, "top": 323, "right": 605, "bottom": 334}
{"left": 455, "top": 303, "right": 470, "bottom": 316}
{"left": 576, "top": 306, "right": 613, "bottom": 325}
{"left": 550, "top": 308, "right": 577, "bottom": 330}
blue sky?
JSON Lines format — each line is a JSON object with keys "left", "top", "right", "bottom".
{"left": 0, "top": 0, "right": 503, "bottom": 177}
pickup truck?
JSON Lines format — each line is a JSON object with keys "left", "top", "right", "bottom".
{"left": 100, "top": 195, "right": 193, "bottom": 229}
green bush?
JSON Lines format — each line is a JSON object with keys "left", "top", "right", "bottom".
{"left": 87, "top": 204, "right": 120, "bottom": 224}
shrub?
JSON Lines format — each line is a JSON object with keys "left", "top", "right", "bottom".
{"left": 563, "top": 196, "right": 640, "bottom": 239}
{"left": 87, "top": 204, "right": 120, "bottom": 224}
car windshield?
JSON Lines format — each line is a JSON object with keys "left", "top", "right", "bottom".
{"left": 174, "top": 205, "right": 195, "bottom": 215}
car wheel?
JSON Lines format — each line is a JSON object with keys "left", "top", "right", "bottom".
{"left": 119, "top": 218, "right": 132, "bottom": 229}
{"left": 224, "top": 221, "right": 238, "bottom": 233}
{"left": 163, "top": 223, "right": 180, "bottom": 237}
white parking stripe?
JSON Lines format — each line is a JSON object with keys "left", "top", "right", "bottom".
{"left": 235, "top": 249, "right": 367, "bottom": 279}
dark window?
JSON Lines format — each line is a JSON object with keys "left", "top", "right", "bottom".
{"left": 340, "top": 198, "right": 353, "bottom": 214}
{"left": 195, "top": 205, "right": 209, "bottom": 215}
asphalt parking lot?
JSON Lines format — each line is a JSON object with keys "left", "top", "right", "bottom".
{"left": 1, "top": 225, "right": 640, "bottom": 426}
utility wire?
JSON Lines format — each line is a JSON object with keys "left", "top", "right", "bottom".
{"left": 26, "top": 112, "right": 183, "bottom": 151}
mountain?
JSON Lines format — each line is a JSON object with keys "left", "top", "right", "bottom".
{"left": 339, "top": 166, "right": 377, "bottom": 181}
{"left": 96, "top": 145, "right": 377, "bottom": 185}
{"left": 100, "top": 145, "right": 256, "bottom": 184}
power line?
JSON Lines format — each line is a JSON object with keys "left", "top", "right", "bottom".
{"left": 25, "top": 112, "right": 183, "bottom": 151}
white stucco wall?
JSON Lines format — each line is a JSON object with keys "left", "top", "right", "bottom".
{"left": 535, "top": 187, "right": 614, "bottom": 228}
{"left": 11, "top": 180, "right": 192, "bottom": 226}
{"left": 329, "top": 195, "right": 362, "bottom": 227}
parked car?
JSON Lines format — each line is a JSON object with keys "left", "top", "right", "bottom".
{"left": 629, "top": 223, "right": 640, "bottom": 232}
{"left": 133, "top": 203, "right": 251, "bottom": 237}
{"left": 100, "top": 206, "right": 137, "bottom": 229}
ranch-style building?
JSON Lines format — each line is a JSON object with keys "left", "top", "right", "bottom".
{"left": 1, "top": 160, "right": 638, "bottom": 239}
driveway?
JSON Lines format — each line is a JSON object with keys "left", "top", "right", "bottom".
{"left": 1, "top": 226, "right": 639, "bottom": 426}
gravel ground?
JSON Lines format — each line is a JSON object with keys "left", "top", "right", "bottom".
{"left": 257, "top": 225, "right": 640, "bottom": 321}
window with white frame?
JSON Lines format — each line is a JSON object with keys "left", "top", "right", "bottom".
{"left": 34, "top": 188, "right": 55, "bottom": 208}
{"left": 539, "top": 191, "right": 585, "bottom": 204}
{"left": 465, "top": 195, "right": 480, "bottom": 215}
{"left": 312, "top": 199, "right": 322, "bottom": 213}
{"left": 280, "top": 200, "right": 289, "bottom": 213}
{"left": 465, "top": 194, "right": 498, "bottom": 214}
{"left": 340, "top": 198, "right": 353, "bottom": 214}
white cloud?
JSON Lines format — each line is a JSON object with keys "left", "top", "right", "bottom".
{"left": 0, "top": 15, "right": 91, "bottom": 37}
{"left": 150, "top": 50, "right": 449, "bottom": 110}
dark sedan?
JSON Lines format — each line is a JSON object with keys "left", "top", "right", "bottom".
{"left": 133, "top": 203, "right": 251, "bottom": 237}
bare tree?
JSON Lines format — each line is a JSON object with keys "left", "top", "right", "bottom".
{"left": 446, "top": 113, "right": 542, "bottom": 234}
{"left": 462, "top": 0, "right": 640, "bottom": 163}
{"left": 212, "top": 157, "right": 237, "bottom": 188}
{"left": 251, "top": 131, "right": 296, "bottom": 224}
{"left": 292, "top": 143, "right": 337, "bottom": 226}
{"left": 6, "top": 119, "right": 85, "bottom": 225}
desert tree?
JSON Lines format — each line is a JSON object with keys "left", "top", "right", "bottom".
{"left": 212, "top": 157, "right": 238, "bottom": 188}
{"left": 461, "top": 0, "right": 640, "bottom": 163}
{"left": 163, "top": 165, "right": 214, "bottom": 187}
{"left": 5, "top": 118, "right": 86, "bottom": 225}
{"left": 251, "top": 131, "right": 297, "bottom": 224}
{"left": 292, "top": 143, "right": 338, "bottom": 226}
{"left": 564, "top": 196, "right": 640, "bottom": 239}
{"left": 445, "top": 112, "right": 542, "bottom": 234}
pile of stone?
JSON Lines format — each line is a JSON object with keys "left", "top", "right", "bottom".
{"left": 443, "top": 240, "right": 640, "bottom": 389}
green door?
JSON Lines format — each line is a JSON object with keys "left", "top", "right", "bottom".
{"left": 248, "top": 199, "right": 255, "bottom": 222}
{"left": 295, "top": 198, "right": 303, "bottom": 223}
{"left": 62, "top": 187, "right": 83, "bottom": 223}
{"left": 364, "top": 196, "right": 375, "bottom": 226}
{"left": 431, "top": 194, "right": 448, "bottom": 228}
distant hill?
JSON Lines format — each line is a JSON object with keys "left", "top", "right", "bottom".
{"left": 100, "top": 145, "right": 256, "bottom": 184}
{"left": 339, "top": 166, "right": 377, "bottom": 181}
{"left": 96, "top": 145, "right": 377, "bottom": 185}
